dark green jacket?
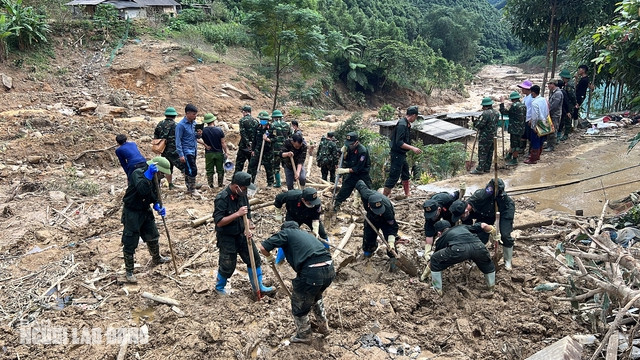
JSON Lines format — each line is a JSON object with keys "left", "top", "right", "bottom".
{"left": 343, "top": 143, "right": 370, "bottom": 175}
{"left": 154, "top": 118, "right": 178, "bottom": 154}
{"left": 317, "top": 137, "right": 339, "bottom": 167}
{"left": 272, "top": 119, "right": 291, "bottom": 148}
{"left": 356, "top": 180, "right": 398, "bottom": 237}
{"left": 261, "top": 228, "right": 331, "bottom": 273}
{"left": 434, "top": 223, "right": 484, "bottom": 251}
{"left": 390, "top": 117, "right": 412, "bottom": 154}
{"left": 474, "top": 109, "right": 499, "bottom": 138}
{"left": 274, "top": 190, "right": 322, "bottom": 223}
{"left": 500, "top": 102, "right": 526, "bottom": 136}
{"left": 239, "top": 115, "right": 257, "bottom": 151}
{"left": 214, "top": 186, "right": 252, "bottom": 236}
{"left": 253, "top": 123, "right": 276, "bottom": 154}
{"left": 123, "top": 168, "right": 158, "bottom": 211}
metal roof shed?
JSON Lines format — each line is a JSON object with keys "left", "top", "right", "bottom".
{"left": 374, "top": 118, "right": 476, "bottom": 145}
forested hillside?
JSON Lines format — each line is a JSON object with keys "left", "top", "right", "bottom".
{"left": 487, "top": 0, "right": 507, "bottom": 10}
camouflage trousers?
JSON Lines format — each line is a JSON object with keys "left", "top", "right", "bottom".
{"left": 248, "top": 151, "right": 274, "bottom": 185}
{"left": 476, "top": 137, "right": 494, "bottom": 172}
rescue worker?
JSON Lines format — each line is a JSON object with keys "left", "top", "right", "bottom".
{"left": 428, "top": 220, "right": 496, "bottom": 295}
{"left": 471, "top": 98, "right": 499, "bottom": 174}
{"left": 271, "top": 109, "right": 290, "bottom": 188}
{"left": 235, "top": 105, "right": 257, "bottom": 174}
{"left": 422, "top": 190, "right": 460, "bottom": 247}
{"left": 248, "top": 111, "right": 276, "bottom": 186}
{"left": 201, "top": 113, "right": 228, "bottom": 189}
{"left": 333, "top": 132, "right": 372, "bottom": 212}
{"left": 175, "top": 103, "right": 202, "bottom": 196}
{"left": 499, "top": 92, "right": 527, "bottom": 166}
{"left": 153, "top": 107, "right": 184, "bottom": 189}
{"left": 121, "top": 156, "right": 171, "bottom": 283}
{"left": 259, "top": 221, "right": 335, "bottom": 344}
{"left": 382, "top": 105, "right": 423, "bottom": 197}
{"left": 213, "top": 171, "right": 274, "bottom": 296}
{"left": 558, "top": 70, "right": 577, "bottom": 141}
{"left": 356, "top": 180, "right": 398, "bottom": 259}
{"left": 115, "top": 134, "right": 146, "bottom": 178}
{"left": 316, "top": 132, "right": 339, "bottom": 182}
{"left": 280, "top": 133, "right": 308, "bottom": 190}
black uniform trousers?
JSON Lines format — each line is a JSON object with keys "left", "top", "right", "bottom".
{"left": 430, "top": 242, "right": 495, "bottom": 274}
{"left": 384, "top": 152, "right": 410, "bottom": 188}
{"left": 216, "top": 233, "right": 262, "bottom": 279}
{"left": 335, "top": 173, "right": 372, "bottom": 206}
{"left": 291, "top": 262, "right": 335, "bottom": 317}
{"left": 121, "top": 207, "right": 160, "bottom": 255}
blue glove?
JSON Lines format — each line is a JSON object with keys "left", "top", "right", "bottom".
{"left": 153, "top": 202, "right": 166, "bottom": 217}
{"left": 144, "top": 163, "right": 158, "bottom": 180}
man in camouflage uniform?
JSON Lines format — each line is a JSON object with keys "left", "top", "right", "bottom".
{"left": 153, "top": 107, "right": 185, "bottom": 189}
{"left": 235, "top": 105, "right": 258, "bottom": 174}
{"left": 383, "top": 105, "right": 423, "bottom": 197}
{"left": 333, "top": 132, "right": 372, "bottom": 212}
{"left": 271, "top": 109, "right": 290, "bottom": 188}
{"left": 471, "top": 98, "right": 499, "bottom": 174}
{"left": 248, "top": 111, "right": 276, "bottom": 186}
{"left": 559, "top": 69, "right": 577, "bottom": 141}
{"left": 316, "top": 132, "right": 339, "bottom": 182}
{"left": 499, "top": 92, "right": 526, "bottom": 166}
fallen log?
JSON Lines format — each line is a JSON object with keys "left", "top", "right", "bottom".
{"left": 178, "top": 247, "right": 208, "bottom": 273}
{"left": 74, "top": 144, "right": 117, "bottom": 161}
{"left": 40, "top": 263, "right": 80, "bottom": 298}
{"left": 516, "top": 233, "right": 564, "bottom": 241}
{"left": 142, "top": 291, "right": 180, "bottom": 306}
{"left": 191, "top": 215, "right": 213, "bottom": 228}
{"left": 584, "top": 179, "right": 640, "bottom": 194}
{"left": 513, "top": 218, "right": 553, "bottom": 230}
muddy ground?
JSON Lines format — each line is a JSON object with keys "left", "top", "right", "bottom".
{"left": 0, "top": 35, "right": 638, "bottom": 360}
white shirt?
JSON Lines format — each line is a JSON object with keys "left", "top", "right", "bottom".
{"left": 530, "top": 95, "right": 549, "bottom": 128}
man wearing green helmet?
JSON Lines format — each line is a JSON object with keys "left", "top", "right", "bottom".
{"left": 558, "top": 69, "right": 577, "bottom": 141}
{"left": 153, "top": 107, "right": 185, "bottom": 189}
{"left": 271, "top": 109, "right": 290, "bottom": 188}
{"left": 499, "top": 92, "right": 526, "bottom": 166}
{"left": 471, "top": 98, "right": 499, "bottom": 174}
{"left": 201, "top": 113, "right": 228, "bottom": 189}
{"left": 235, "top": 105, "right": 258, "bottom": 174}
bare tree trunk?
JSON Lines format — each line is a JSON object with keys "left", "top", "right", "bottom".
{"left": 551, "top": 22, "right": 560, "bottom": 78}
{"left": 541, "top": 0, "right": 557, "bottom": 96}
{"left": 602, "top": 81, "right": 609, "bottom": 112}
{"left": 272, "top": 43, "right": 281, "bottom": 112}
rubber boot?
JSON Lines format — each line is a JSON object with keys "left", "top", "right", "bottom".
{"left": 207, "top": 174, "right": 214, "bottom": 189}
{"left": 524, "top": 149, "right": 538, "bottom": 164}
{"left": 420, "top": 265, "right": 431, "bottom": 282}
{"left": 147, "top": 240, "right": 170, "bottom": 265}
{"left": 470, "top": 167, "right": 484, "bottom": 174}
{"left": 274, "top": 172, "right": 281, "bottom": 188}
{"left": 247, "top": 267, "right": 275, "bottom": 295}
{"left": 431, "top": 271, "right": 443, "bottom": 296}
{"left": 485, "top": 271, "right": 496, "bottom": 291}
{"left": 275, "top": 247, "right": 286, "bottom": 265}
{"left": 321, "top": 237, "right": 330, "bottom": 249}
{"left": 363, "top": 251, "right": 373, "bottom": 258}
{"left": 215, "top": 273, "right": 228, "bottom": 295}
{"left": 124, "top": 251, "right": 137, "bottom": 283}
{"left": 503, "top": 246, "right": 513, "bottom": 271}
{"left": 313, "top": 299, "right": 330, "bottom": 335}
{"left": 291, "top": 315, "right": 312, "bottom": 344}
{"left": 504, "top": 149, "right": 513, "bottom": 161}
{"left": 218, "top": 174, "right": 224, "bottom": 188}
{"left": 382, "top": 187, "right": 392, "bottom": 197}
{"left": 544, "top": 134, "right": 555, "bottom": 152}
{"left": 402, "top": 180, "right": 411, "bottom": 197}
{"left": 185, "top": 176, "right": 192, "bottom": 193}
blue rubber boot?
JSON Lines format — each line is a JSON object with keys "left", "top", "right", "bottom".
{"left": 322, "top": 237, "right": 330, "bottom": 249}
{"left": 275, "top": 248, "right": 286, "bottom": 264}
{"left": 215, "top": 273, "right": 228, "bottom": 295}
{"left": 248, "top": 267, "right": 275, "bottom": 295}
{"left": 363, "top": 251, "right": 373, "bottom": 258}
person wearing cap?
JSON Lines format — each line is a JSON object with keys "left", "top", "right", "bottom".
{"left": 382, "top": 105, "right": 423, "bottom": 197}
{"left": 355, "top": 180, "right": 398, "bottom": 259}
{"left": 248, "top": 111, "right": 276, "bottom": 186}
{"left": 271, "top": 109, "right": 291, "bottom": 188}
{"left": 175, "top": 103, "right": 203, "bottom": 196}
{"left": 121, "top": 156, "right": 172, "bottom": 283}
{"left": 115, "top": 134, "right": 147, "bottom": 178}
{"left": 258, "top": 221, "right": 335, "bottom": 344}
{"left": 153, "top": 107, "right": 185, "bottom": 189}
{"left": 471, "top": 98, "right": 499, "bottom": 174}
{"left": 422, "top": 190, "right": 460, "bottom": 248}
{"left": 545, "top": 79, "right": 564, "bottom": 152}
{"left": 201, "top": 113, "right": 228, "bottom": 189}
{"left": 575, "top": 65, "right": 590, "bottom": 120}
{"left": 213, "top": 171, "right": 274, "bottom": 296}
{"left": 235, "top": 105, "right": 258, "bottom": 174}
{"left": 455, "top": 178, "right": 516, "bottom": 271}
{"left": 333, "top": 132, "right": 372, "bottom": 212}
{"left": 499, "top": 91, "right": 527, "bottom": 166}
{"left": 524, "top": 85, "right": 548, "bottom": 164}
{"left": 517, "top": 80, "right": 534, "bottom": 153}
{"left": 558, "top": 69, "right": 577, "bottom": 141}
{"left": 427, "top": 220, "right": 496, "bottom": 295}
{"left": 316, "top": 132, "right": 340, "bottom": 182}
{"left": 280, "top": 133, "right": 308, "bottom": 190}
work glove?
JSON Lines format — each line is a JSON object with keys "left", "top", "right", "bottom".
{"left": 459, "top": 182, "right": 466, "bottom": 191}
{"left": 388, "top": 235, "right": 396, "bottom": 250}
{"left": 485, "top": 225, "right": 497, "bottom": 235}
{"left": 312, "top": 220, "right": 320, "bottom": 238}
{"left": 424, "top": 243, "right": 432, "bottom": 261}
{"left": 144, "top": 163, "right": 158, "bottom": 180}
{"left": 275, "top": 208, "right": 283, "bottom": 222}
{"left": 341, "top": 146, "right": 347, "bottom": 153}
{"left": 266, "top": 254, "right": 275, "bottom": 265}
{"left": 336, "top": 168, "right": 350, "bottom": 175}
{"left": 153, "top": 202, "right": 166, "bottom": 217}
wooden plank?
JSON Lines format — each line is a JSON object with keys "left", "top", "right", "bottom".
{"left": 525, "top": 335, "right": 583, "bottom": 360}
{"left": 605, "top": 331, "right": 619, "bottom": 360}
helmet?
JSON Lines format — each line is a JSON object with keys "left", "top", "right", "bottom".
{"left": 164, "top": 107, "right": 178, "bottom": 116}
{"left": 258, "top": 111, "right": 270, "bottom": 120}
{"left": 481, "top": 97, "right": 494, "bottom": 106}
{"left": 271, "top": 109, "right": 283, "bottom": 118}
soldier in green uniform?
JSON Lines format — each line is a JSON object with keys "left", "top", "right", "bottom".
{"left": 213, "top": 172, "right": 275, "bottom": 296}
{"left": 121, "top": 156, "right": 171, "bottom": 283}
{"left": 235, "top": 105, "right": 258, "bottom": 174}
{"left": 499, "top": 92, "right": 527, "bottom": 166}
{"left": 356, "top": 180, "right": 399, "bottom": 259}
{"left": 258, "top": 221, "right": 335, "bottom": 343}
{"left": 271, "top": 109, "right": 291, "bottom": 188}
{"left": 471, "top": 98, "right": 499, "bottom": 174}
{"left": 316, "top": 132, "right": 339, "bottom": 182}
{"left": 248, "top": 111, "right": 276, "bottom": 186}
{"left": 153, "top": 107, "right": 184, "bottom": 189}
{"left": 383, "top": 106, "right": 423, "bottom": 197}
{"left": 333, "top": 132, "right": 372, "bottom": 212}
{"left": 559, "top": 69, "right": 577, "bottom": 141}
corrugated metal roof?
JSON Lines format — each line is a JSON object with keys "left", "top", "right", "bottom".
{"left": 134, "top": 0, "right": 179, "bottom": 6}
{"left": 375, "top": 118, "right": 476, "bottom": 142}
{"left": 105, "top": 0, "right": 142, "bottom": 9}
{"left": 65, "top": 0, "right": 104, "bottom": 5}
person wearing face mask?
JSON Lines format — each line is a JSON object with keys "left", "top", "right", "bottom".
{"left": 213, "top": 171, "right": 274, "bottom": 296}
{"left": 332, "top": 132, "right": 372, "bottom": 212}
{"left": 248, "top": 111, "right": 276, "bottom": 186}
{"left": 280, "top": 133, "right": 308, "bottom": 190}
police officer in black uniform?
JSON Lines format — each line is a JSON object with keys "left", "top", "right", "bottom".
{"left": 383, "top": 105, "right": 423, "bottom": 197}
{"left": 333, "top": 132, "right": 372, "bottom": 212}
{"left": 355, "top": 180, "right": 398, "bottom": 259}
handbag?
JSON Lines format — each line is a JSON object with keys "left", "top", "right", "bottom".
{"left": 535, "top": 114, "right": 555, "bottom": 137}
{"left": 151, "top": 138, "right": 166, "bottom": 154}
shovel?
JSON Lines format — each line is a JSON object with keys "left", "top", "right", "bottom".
{"left": 363, "top": 215, "right": 418, "bottom": 277}
{"left": 290, "top": 156, "right": 302, "bottom": 190}
{"left": 253, "top": 136, "right": 266, "bottom": 190}
{"left": 492, "top": 138, "right": 501, "bottom": 270}
{"left": 243, "top": 214, "right": 262, "bottom": 300}
{"left": 268, "top": 261, "right": 291, "bottom": 297}
{"left": 465, "top": 129, "right": 479, "bottom": 172}
{"left": 152, "top": 175, "right": 180, "bottom": 275}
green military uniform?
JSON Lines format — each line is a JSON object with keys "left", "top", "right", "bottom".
{"left": 235, "top": 109, "right": 258, "bottom": 174}
{"left": 153, "top": 112, "right": 185, "bottom": 175}
{"left": 248, "top": 121, "right": 276, "bottom": 186}
{"left": 560, "top": 70, "right": 577, "bottom": 140}
{"left": 355, "top": 180, "right": 398, "bottom": 257}
{"left": 472, "top": 98, "right": 499, "bottom": 174}
{"left": 316, "top": 134, "right": 339, "bottom": 182}
{"left": 500, "top": 93, "right": 527, "bottom": 165}
{"left": 333, "top": 135, "right": 372, "bottom": 211}
{"left": 271, "top": 110, "right": 290, "bottom": 188}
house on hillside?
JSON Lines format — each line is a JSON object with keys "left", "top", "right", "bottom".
{"left": 65, "top": 0, "right": 180, "bottom": 19}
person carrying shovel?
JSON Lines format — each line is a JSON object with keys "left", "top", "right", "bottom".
{"left": 258, "top": 221, "right": 335, "bottom": 344}
{"left": 213, "top": 171, "right": 275, "bottom": 296}
{"left": 121, "top": 156, "right": 172, "bottom": 283}
{"left": 355, "top": 180, "right": 399, "bottom": 261}
{"left": 248, "top": 112, "right": 276, "bottom": 186}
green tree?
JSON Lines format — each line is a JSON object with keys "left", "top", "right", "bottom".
{"left": 423, "top": 5, "right": 480, "bottom": 66}
{"left": 243, "top": 0, "right": 327, "bottom": 110}
{"left": 0, "top": 14, "right": 17, "bottom": 61}
{"left": 3, "top": 0, "right": 50, "bottom": 51}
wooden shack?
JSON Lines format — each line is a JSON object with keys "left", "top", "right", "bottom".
{"left": 374, "top": 117, "right": 476, "bottom": 146}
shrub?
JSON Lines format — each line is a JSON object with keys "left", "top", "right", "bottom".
{"left": 197, "top": 22, "right": 250, "bottom": 47}
{"left": 377, "top": 104, "right": 395, "bottom": 122}
{"left": 409, "top": 142, "right": 466, "bottom": 181}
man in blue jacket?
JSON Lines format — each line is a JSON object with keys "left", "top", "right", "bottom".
{"left": 115, "top": 134, "right": 146, "bottom": 178}
{"left": 175, "top": 104, "right": 202, "bottom": 196}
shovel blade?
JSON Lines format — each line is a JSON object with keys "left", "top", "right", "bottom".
{"left": 396, "top": 254, "right": 418, "bottom": 277}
